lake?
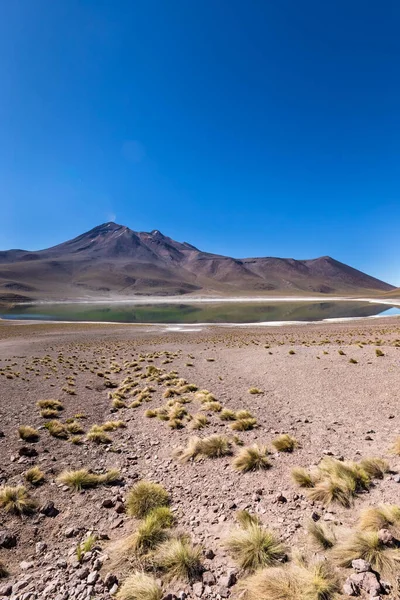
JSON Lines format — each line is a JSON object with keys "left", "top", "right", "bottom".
{"left": 1, "top": 300, "right": 400, "bottom": 324}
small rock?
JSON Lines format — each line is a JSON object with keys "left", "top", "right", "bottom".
{"left": 192, "top": 581, "right": 203, "bottom": 597}
{"left": 202, "top": 571, "right": 216, "bottom": 586}
{"left": 352, "top": 559, "right": 371, "bottom": 573}
{"left": 35, "top": 541, "right": 47, "bottom": 554}
{"left": 0, "top": 530, "right": 17, "bottom": 549}
{"left": 378, "top": 528, "right": 393, "bottom": 544}
{"left": 40, "top": 501, "right": 59, "bottom": 517}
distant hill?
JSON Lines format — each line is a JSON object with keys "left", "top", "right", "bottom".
{"left": 0, "top": 222, "right": 395, "bottom": 300}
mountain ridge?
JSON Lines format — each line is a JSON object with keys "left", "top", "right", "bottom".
{"left": 0, "top": 222, "right": 394, "bottom": 301}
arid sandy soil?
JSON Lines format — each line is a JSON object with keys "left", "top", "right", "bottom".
{"left": 1, "top": 319, "right": 400, "bottom": 599}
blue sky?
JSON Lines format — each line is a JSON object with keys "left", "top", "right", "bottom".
{"left": 1, "top": 0, "right": 399, "bottom": 284}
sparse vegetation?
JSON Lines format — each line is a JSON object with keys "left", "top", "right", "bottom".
{"left": 175, "top": 435, "right": 232, "bottom": 462}
{"left": 18, "top": 425, "right": 39, "bottom": 442}
{"left": 233, "top": 444, "right": 271, "bottom": 472}
{"left": 116, "top": 572, "right": 162, "bottom": 600}
{"left": 272, "top": 433, "right": 299, "bottom": 452}
{"left": 236, "top": 510, "right": 261, "bottom": 529}
{"left": 44, "top": 420, "right": 69, "bottom": 439}
{"left": 248, "top": 387, "right": 262, "bottom": 394}
{"left": 358, "top": 504, "right": 400, "bottom": 532}
{"left": 87, "top": 425, "right": 112, "bottom": 444}
{"left": 0, "top": 485, "right": 37, "bottom": 515}
{"left": 333, "top": 529, "right": 400, "bottom": 575}
{"left": 307, "top": 520, "right": 336, "bottom": 549}
{"left": 154, "top": 536, "right": 203, "bottom": 582}
{"left": 24, "top": 466, "right": 45, "bottom": 486}
{"left": 225, "top": 522, "right": 286, "bottom": 571}
{"left": 126, "top": 481, "right": 170, "bottom": 518}
{"left": 57, "top": 468, "right": 120, "bottom": 490}
{"left": 239, "top": 561, "right": 339, "bottom": 600}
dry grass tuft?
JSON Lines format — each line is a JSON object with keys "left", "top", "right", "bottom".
{"left": 189, "top": 414, "right": 208, "bottom": 430}
{"left": 333, "top": 529, "right": 400, "bottom": 575}
{"left": 24, "top": 466, "right": 45, "bottom": 486}
{"left": 37, "top": 399, "right": 63, "bottom": 411}
{"left": 154, "top": 537, "right": 203, "bottom": 582}
{"left": 358, "top": 504, "right": 400, "bottom": 533}
{"left": 66, "top": 421, "right": 85, "bottom": 435}
{"left": 0, "top": 485, "right": 37, "bottom": 515}
{"left": 57, "top": 468, "right": 120, "bottom": 490}
{"left": 359, "top": 457, "right": 389, "bottom": 479}
{"left": 230, "top": 418, "right": 257, "bottom": 431}
{"left": 291, "top": 467, "right": 315, "bottom": 488}
{"left": 225, "top": 523, "right": 286, "bottom": 571}
{"left": 236, "top": 510, "right": 261, "bottom": 529}
{"left": 44, "top": 420, "right": 69, "bottom": 439}
{"left": 293, "top": 457, "right": 376, "bottom": 507}
{"left": 134, "top": 512, "right": 170, "bottom": 553}
{"left": 126, "top": 481, "right": 169, "bottom": 519}
{"left": 116, "top": 572, "right": 162, "bottom": 600}
{"left": 307, "top": 520, "right": 336, "bottom": 549}
{"left": 248, "top": 388, "right": 262, "bottom": 394}
{"left": 18, "top": 425, "right": 39, "bottom": 442}
{"left": 390, "top": 437, "right": 400, "bottom": 455}
{"left": 233, "top": 445, "right": 271, "bottom": 473}
{"left": 239, "top": 561, "right": 339, "bottom": 600}
{"left": 175, "top": 435, "right": 232, "bottom": 462}
{"left": 87, "top": 425, "right": 112, "bottom": 444}
{"left": 272, "top": 434, "right": 299, "bottom": 452}
{"left": 219, "top": 409, "right": 236, "bottom": 421}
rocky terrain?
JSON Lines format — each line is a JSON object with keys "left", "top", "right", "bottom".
{"left": 1, "top": 319, "right": 400, "bottom": 599}
{"left": 0, "top": 222, "right": 394, "bottom": 300}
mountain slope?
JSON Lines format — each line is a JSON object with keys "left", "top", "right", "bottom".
{"left": 0, "top": 222, "right": 394, "bottom": 300}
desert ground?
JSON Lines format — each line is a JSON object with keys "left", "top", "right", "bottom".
{"left": 1, "top": 318, "right": 400, "bottom": 599}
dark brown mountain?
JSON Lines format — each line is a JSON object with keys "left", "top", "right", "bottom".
{"left": 0, "top": 222, "right": 394, "bottom": 300}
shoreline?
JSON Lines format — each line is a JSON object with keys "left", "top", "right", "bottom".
{"left": 6, "top": 295, "right": 400, "bottom": 305}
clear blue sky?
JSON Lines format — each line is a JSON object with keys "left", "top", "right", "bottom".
{"left": 1, "top": 1, "right": 399, "bottom": 284}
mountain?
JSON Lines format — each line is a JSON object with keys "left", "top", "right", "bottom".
{"left": 0, "top": 222, "right": 395, "bottom": 301}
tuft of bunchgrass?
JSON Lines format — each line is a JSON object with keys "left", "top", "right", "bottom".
{"left": 333, "top": 529, "right": 400, "bottom": 575}
{"left": 24, "top": 466, "right": 45, "bottom": 486}
{"left": 358, "top": 504, "right": 400, "bottom": 533}
{"left": 225, "top": 523, "right": 286, "bottom": 572}
{"left": 66, "top": 421, "right": 85, "bottom": 435}
{"left": 219, "top": 409, "right": 236, "bottom": 421}
{"left": 0, "top": 485, "right": 37, "bottom": 515}
{"left": 175, "top": 435, "right": 232, "bottom": 462}
{"left": 236, "top": 510, "right": 261, "bottom": 529}
{"left": 239, "top": 561, "right": 339, "bottom": 600}
{"left": 230, "top": 418, "right": 257, "bottom": 431}
{"left": 390, "top": 437, "right": 400, "bottom": 455}
{"left": 189, "top": 414, "right": 208, "bottom": 430}
{"left": 154, "top": 537, "right": 203, "bottom": 582}
{"left": 44, "top": 420, "right": 69, "bottom": 439}
{"left": 126, "top": 481, "right": 169, "bottom": 519}
{"left": 248, "top": 388, "right": 262, "bottom": 394}
{"left": 57, "top": 468, "right": 120, "bottom": 491}
{"left": 307, "top": 520, "right": 336, "bottom": 550}
{"left": 359, "top": 457, "right": 389, "bottom": 479}
{"left": 291, "top": 467, "right": 315, "bottom": 488}
{"left": 18, "top": 425, "right": 39, "bottom": 442}
{"left": 233, "top": 445, "right": 271, "bottom": 473}
{"left": 37, "top": 399, "right": 63, "bottom": 411}
{"left": 134, "top": 513, "right": 170, "bottom": 554}
{"left": 116, "top": 572, "right": 162, "bottom": 600}
{"left": 239, "top": 566, "right": 298, "bottom": 600}
{"left": 272, "top": 434, "right": 299, "bottom": 453}
{"left": 87, "top": 425, "right": 112, "bottom": 444}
